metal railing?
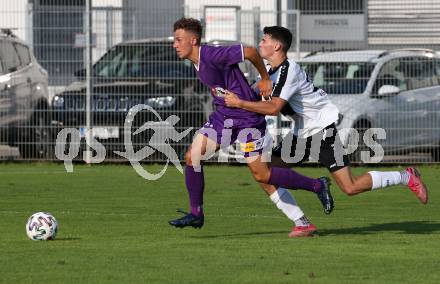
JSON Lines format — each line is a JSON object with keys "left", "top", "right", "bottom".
{"left": 0, "top": 0, "right": 439, "bottom": 164}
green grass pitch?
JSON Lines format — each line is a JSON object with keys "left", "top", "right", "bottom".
{"left": 0, "top": 163, "right": 439, "bottom": 283}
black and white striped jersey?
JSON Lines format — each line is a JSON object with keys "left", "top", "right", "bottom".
{"left": 267, "top": 59, "right": 339, "bottom": 138}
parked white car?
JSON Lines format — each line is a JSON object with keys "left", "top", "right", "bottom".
{"left": 267, "top": 48, "right": 440, "bottom": 162}
{"left": 0, "top": 29, "right": 50, "bottom": 159}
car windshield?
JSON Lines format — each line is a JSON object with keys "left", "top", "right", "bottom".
{"left": 92, "top": 43, "right": 195, "bottom": 80}
{"left": 300, "top": 62, "right": 376, "bottom": 94}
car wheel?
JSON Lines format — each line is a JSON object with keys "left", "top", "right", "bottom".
{"left": 431, "top": 145, "right": 440, "bottom": 162}
{"left": 19, "top": 110, "right": 54, "bottom": 160}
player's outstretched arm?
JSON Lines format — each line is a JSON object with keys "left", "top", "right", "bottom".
{"left": 224, "top": 91, "right": 286, "bottom": 116}
{"left": 243, "top": 47, "right": 272, "bottom": 98}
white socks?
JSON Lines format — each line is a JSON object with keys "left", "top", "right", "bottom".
{"left": 368, "top": 171, "right": 409, "bottom": 190}
{"left": 269, "top": 188, "right": 307, "bottom": 226}
{"left": 400, "top": 170, "right": 410, "bottom": 185}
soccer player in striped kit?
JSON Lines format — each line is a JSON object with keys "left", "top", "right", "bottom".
{"left": 225, "top": 26, "right": 428, "bottom": 217}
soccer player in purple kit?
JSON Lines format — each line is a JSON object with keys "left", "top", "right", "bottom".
{"left": 168, "top": 18, "right": 333, "bottom": 236}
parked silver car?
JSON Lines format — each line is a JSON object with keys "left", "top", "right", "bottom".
{"left": 0, "top": 29, "right": 50, "bottom": 158}
{"left": 297, "top": 48, "right": 440, "bottom": 162}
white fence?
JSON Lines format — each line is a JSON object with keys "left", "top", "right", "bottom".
{"left": 0, "top": 0, "right": 439, "bottom": 164}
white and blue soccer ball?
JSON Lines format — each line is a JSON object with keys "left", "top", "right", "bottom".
{"left": 26, "top": 212, "right": 58, "bottom": 241}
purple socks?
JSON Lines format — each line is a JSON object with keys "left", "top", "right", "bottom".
{"left": 184, "top": 166, "right": 320, "bottom": 217}
{"left": 185, "top": 165, "right": 204, "bottom": 217}
{"left": 268, "top": 167, "right": 322, "bottom": 193}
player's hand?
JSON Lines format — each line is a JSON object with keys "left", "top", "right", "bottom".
{"left": 256, "top": 78, "right": 272, "bottom": 99}
{"left": 224, "top": 91, "right": 242, "bottom": 108}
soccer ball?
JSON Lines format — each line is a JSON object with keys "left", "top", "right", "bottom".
{"left": 26, "top": 212, "right": 58, "bottom": 241}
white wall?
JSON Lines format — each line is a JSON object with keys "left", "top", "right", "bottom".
{"left": 92, "top": 0, "right": 124, "bottom": 61}
{"left": 0, "top": 0, "right": 28, "bottom": 42}
{"left": 185, "top": 0, "right": 275, "bottom": 13}
{"left": 184, "top": 0, "right": 280, "bottom": 45}
{"left": 123, "top": 0, "right": 185, "bottom": 39}
{"left": 93, "top": 0, "right": 122, "bottom": 7}
{"left": 0, "top": 0, "right": 122, "bottom": 44}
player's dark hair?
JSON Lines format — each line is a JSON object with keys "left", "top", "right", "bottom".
{"left": 173, "top": 17, "right": 202, "bottom": 45}
{"left": 263, "top": 26, "right": 292, "bottom": 52}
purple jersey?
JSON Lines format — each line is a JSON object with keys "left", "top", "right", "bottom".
{"left": 196, "top": 45, "right": 263, "bottom": 119}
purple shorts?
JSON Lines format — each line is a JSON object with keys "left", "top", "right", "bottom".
{"left": 199, "top": 111, "right": 267, "bottom": 157}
